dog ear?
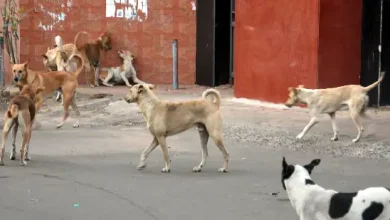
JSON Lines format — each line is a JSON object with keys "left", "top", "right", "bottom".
{"left": 47, "top": 46, "right": 51, "bottom": 52}
{"left": 137, "top": 84, "right": 144, "bottom": 94}
{"left": 42, "top": 54, "right": 48, "bottom": 60}
{"left": 304, "top": 159, "right": 321, "bottom": 174}
{"left": 60, "top": 51, "right": 68, "bottom": 62}
{"left": 282, "top": 157, "right": 288, "bottom": 171}
{"left": 298, "top": 85, "right": 304, "bottom": 88}
{"left": 23, "top": 59, "right": 30, "bottom": 69}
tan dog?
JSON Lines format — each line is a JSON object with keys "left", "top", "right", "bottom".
{"left": 42, "top": 31, "right": 112, "bottom": 87}
{"left": 285, "top": 72, "right": 385, "bottom": 142}
{"left": 124, "top": 84, "right": 229, "bottom": 173}
{"left": 0, "top": 84, "right": 45, "bottom": 166}
{"left": 12, "top": 55, "right": 84, "bottom": 128}
{"left": 99, "top": 49, "right": 145, "bottom": 87}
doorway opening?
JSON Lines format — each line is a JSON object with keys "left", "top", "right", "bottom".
{"left": 195, "top": 0, "right": 234, "bottom": 87}
{"left": 361, "top": 0, "right": 390, "bottom": 106}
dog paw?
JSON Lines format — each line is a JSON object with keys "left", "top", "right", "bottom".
{"left": 296, "top": 134, "right": 303, "bottom": 140}
{"left": 56, "top": 122, "right": 64, "bottom": 129}
{"left": 20, "top": 161, "right": 27, "bottom": 166}
{"left": 25, "top": 155, "right": 31, "bottom": 161}
{"left": 10, "top": 152, "right": 16, "bottom": 160}
{"left": 73, "top": 123, "right": 80, "bottom": 128}
{"left": 137, "top": 162, "right": 147, "bottom": 170}
{"left": 352, "top": 138, "right": 360, "bottom": 143}
{"left": 161, "top": 167, "right": 170, "bottom": 173}
{"left": 218, "top": 168, "right": 228, "bottom": 173}
{"left": 193, "top": 166, "right": 202, "bottom": 172}
{"left": 331, "top": 136, "right": 338, "bottom": 141}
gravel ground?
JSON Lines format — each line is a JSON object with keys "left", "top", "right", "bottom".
{"left": 5, "top": 85, "right": 390, "bottom": 161}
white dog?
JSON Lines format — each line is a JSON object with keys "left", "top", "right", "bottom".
{"left": 99, "top": 49, "right": 145, "bottom": 87}
{"left": 282, "top": 157, "right": 390, "bottom": 220}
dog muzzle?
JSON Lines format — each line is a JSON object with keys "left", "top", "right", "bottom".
{"left": 13, "top": 75, "right": 21, "bottom": 82}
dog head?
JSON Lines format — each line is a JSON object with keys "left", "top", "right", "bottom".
{"left": 118, "top": 49, "right": 135, "bottom": 61}
{"left": 42, "top": 47, "right": 58, "bottom": 71}
{"left": 285, "top": 85, "right": 304, "bottom": 107}
{"left": 12, "top": 60, "right": 30, "bottom": 83}
{"left": 281, "top": 157, "right": 321, "bottom": 190}
{"left": 124, "top": 84, "right": 155, "bottom": 103}
{"left": 98, "top": 32, "right": 112, "bottom": 51}
{"left": 18, "top": 84, "right": 45, "bottom": 101}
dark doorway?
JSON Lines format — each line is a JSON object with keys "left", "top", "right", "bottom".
{"left": 361, "top": 0, "right": 390, "bottom": 106}
{"left": 195, "top": 0, "right": 234, "bottom": 87}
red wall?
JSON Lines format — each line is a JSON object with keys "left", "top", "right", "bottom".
{"left": 317, "top": 0, "right": 362, "bottom": 88}
{"left": 234, "top": 0, "right": 320, "bottom": 103}
{"left": 14, "top": 0, "right": 196, "bottom": 85}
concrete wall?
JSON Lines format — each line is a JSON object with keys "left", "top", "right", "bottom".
{"left": 11, "top": 0, "right": 196, "bottom": 85}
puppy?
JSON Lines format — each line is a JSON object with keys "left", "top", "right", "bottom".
{"left": 99, "top": 49, "right": 146, "bottom": 87}
{"left": 124, "top": 84, "right": 229, "bottom": 173}
{"left": 12, "top": 55, "right": 84, "bottom": 128}
{"left": 285, "top": 72, "right": 385, "bottom": 142}
{"left": 42, "top": 31, "right": 112, "bottom": 88}
{"left": 282, "top": 157, "right": 390, "bottom": 220}
{"left": 0, "top": 84, "right": 45, "bottom": 166}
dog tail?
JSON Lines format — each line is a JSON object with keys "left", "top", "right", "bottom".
{"left": 202, "top": 89, "right": 221, "bottom": 107}
{"left": 68, "top": 54, "right": 85, "bottom": 77}
{"left": 74, "top": 31, "right": 88, "bottom": 50}
{"left": 363, "top": 72, "right": 386, "bottom": 92}
{"left": 55, "top": 35, "right": 64, "bottom": 49}
{"left": 7, "top": 104, "right": 19, "bottom": 119}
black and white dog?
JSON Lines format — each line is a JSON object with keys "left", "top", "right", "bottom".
{"left": 281, "top": 157, "right": 390, "bottom": 220}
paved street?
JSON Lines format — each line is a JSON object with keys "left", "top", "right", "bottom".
{"left": 1, "top": 85, "right": 390, "bottom": 220}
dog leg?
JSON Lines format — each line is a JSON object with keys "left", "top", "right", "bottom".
{"left": 70, "top": 92, "right": 80, "bottom": 128}
{"left": 137, "top": 137, "right": 159, "bottom": 170}
{"left": 0, "top": 119, "right": 14, "bottom": 165}
{"left": 56, "top": 93, "right": 71, "bottom": 128}
{"left": 193, "top": 124, "right": 209, "bottom": 172}
{"left": 24, "top": 126, "right": 33, "bottom": 162}
{"left": 329, "top": 112, "right": 338, "bottom": 141}
{"left": 19, "top": 125, "right": 29, "bottom": 166}
{"left": 206, "top": 121, "right": 229, "bottom": 172}
{"left": 10, "top": 123, "right": 18, "bottom": 160}
{"left": 131, "top": 76, "right": 146, "bottom": 85}
{"left": 120, "top": 71, "right": 132, "bottom": 87}
{"left": 296, "top": 117, "right": 318, "bottom": 140}
{"left": 102, "top": 70, "right": 114, "bottom": 87}
{"left": 351, "top": 111, "right": 363, "bottom": 143}
{"left": 156, "top": 136, "right": 171, "bottom": 173}
{"left": 94, "top": 66, "right": 100, "bottom": 87}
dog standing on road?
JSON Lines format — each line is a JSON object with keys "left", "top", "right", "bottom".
{"left": 124, "top": 84, "right": 229, "bottom": 173}
{"left": 0, "top": 84, "right": 45, "bottom": 166}
{"left": 99, "top": 49, "right": 146, "bottom": 87}
{"left": 285, "top": 72, "right": 385, "bottom": 142}
{"left": 281, "top": 157, "right": 390, "bottom": 220}
{"left": 12, "top": 55, "right": 84, "bottom": 129}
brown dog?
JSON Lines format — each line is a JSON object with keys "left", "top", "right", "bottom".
{"left": 0, "top": 84, "right": 45, "bottom": 166}
{"left": 124, "top": 84, "right": 229, "bottom": 173}
{"left": 42, "top": 32, "right": 112, "bottom": 87}
{"left": 12, "top": 55, "right": 84, "bottom": 128}
{"left": 285, "top": 72, "right": 385, "bottom": 142}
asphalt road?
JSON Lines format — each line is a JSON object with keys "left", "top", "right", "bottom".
{"left": 1, "top": 126, "right": 390, "bottom": 220}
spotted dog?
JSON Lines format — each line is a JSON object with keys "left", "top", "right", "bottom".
{"left": 281, "top": 157, "right": 390, "bottom": 220}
